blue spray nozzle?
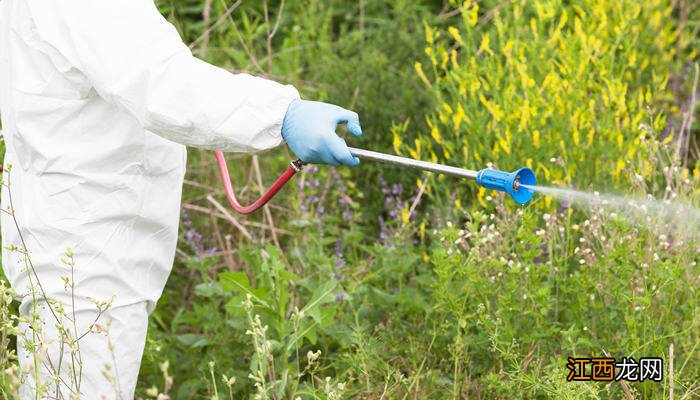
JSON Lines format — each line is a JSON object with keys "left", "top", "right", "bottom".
{"left": 345, "top": 147, "right": 537, "bottom": 205}
{"left": 476, "top": 167, "right": 537, "bottom": 205}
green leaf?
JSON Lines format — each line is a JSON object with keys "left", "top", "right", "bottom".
{"left": 194, "top": 282, "right": 222, "bottom": 298}
{"left": 220, "top": 271, "right": 271, "bottom": 309}
{"left": 176, "top": 333, "right": 210, "bottom": 348}
{"left": 308, "top": 306, "right": 322, "bottom": 324}
{"left": 220, "top": 271, "right": 252, "bottom": 292}
{"left": 289, "top": 219, "right": 313, "bottom": 228}
{"left": 275, "top": 369, "right": 289, "bottom": 398}
{"left": 318, "top": 305, "right": 337, "bottom": 326}
{"left": 224, "top": 296, "right": 246, "bottom": 316}
{"left": 299, "top": 319, "right": 318, "bottom": 345}
{"left": 285, "top": 319, "right": 319, "bottom": 353}
{"left": 279, "top": 269, "right": 300, "bottom": 283}
{"left": 300, "top": 280, "right": 338, "bottom": 317}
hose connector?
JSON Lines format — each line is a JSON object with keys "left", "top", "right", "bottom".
{"left": 476, "top": 167, "right": 536, "bottom": 205}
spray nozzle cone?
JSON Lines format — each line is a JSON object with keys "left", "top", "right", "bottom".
{"left": 476, "top": 167, "right": 536, "bottom": 204}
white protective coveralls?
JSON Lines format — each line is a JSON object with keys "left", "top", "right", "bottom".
{"left": 0, "top": 0, "right": 299, "bottom": 398}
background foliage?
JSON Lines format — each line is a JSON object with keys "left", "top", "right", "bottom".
{"left": 1, "top": 0, "right": 699, "bottom": 399}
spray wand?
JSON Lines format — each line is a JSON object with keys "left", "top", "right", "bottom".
{"left": 215, "top": 147, "right": 536, "bottom": 215}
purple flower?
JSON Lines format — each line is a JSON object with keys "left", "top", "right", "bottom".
{"left": 184, "top": 228, "right": 218, "bottom": 259}
{"left": 377, "top": 177, "right": 423, "bottom": 247}
{"left": 182, "top": 211, "right": 192, "bottom": 228}
{"left": 334, "top": 239, "right": 343, "bottom": 254}
{"left": 335, "top": 294, "right": 348, "bottom": 302}
{"left": 333, "top": 239, "right": 347, "bottom": 281}
{"left": 186, "top": 229, "right": 202, "bottom": 243}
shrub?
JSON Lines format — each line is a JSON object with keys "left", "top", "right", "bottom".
{"left": 403, "top": 0, "right": 696, "bottom": 209}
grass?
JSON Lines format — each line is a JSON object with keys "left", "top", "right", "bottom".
{"left": 1, "top": 0, "right": 699, "bottom": 399}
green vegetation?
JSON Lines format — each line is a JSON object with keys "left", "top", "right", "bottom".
{"left": 2, "top": 0, "right": 699, "bottom": 399}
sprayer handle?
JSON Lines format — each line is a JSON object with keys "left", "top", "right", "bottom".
{"left": 215, "top": 151, "right": 303, "bottom": 215}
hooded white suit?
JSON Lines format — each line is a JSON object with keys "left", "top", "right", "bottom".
{"left": 0, "top": 0, "right": 299, "bottom": 398}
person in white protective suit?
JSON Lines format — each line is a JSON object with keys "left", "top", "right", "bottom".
{"left": 0, "top": 0, "right": 364, "bottom": 398}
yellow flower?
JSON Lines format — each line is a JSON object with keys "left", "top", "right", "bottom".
{"left": 425, "top": 47, "right": 437, "bottom": 66}
{"left": 452, "top": 103, "right": 468, "bottom": 129}
{"left": 469, "top": 77, "right": 481, "bottom": 94}
{"left": 393, "top": 131, "right": 402, "bottom": 155}
{"left": 424, "top": 25, "right": 434, "bottom": 45}
{"left": 615, "top": 159, "right": 625, "bottom": 176}
{"left": 448, "top": 26, "right": 464, "bottom": 45}
{"left": 541, "top": 165, "right": 551, "bottom": 181}
{"left": 401, "top": 207, "right": 409, "bottom": 224}
{"left": 516, "top": 63, "right": 535, "bottom": 88}
{"left": 466, "top": 3, "right": 479, "bottom": 27}
{"left": 498, "top": 129, "right": 512, "bottom": 155}
{"left": 415, "top": 62, "right": 430, "bottom": 86}
{"left": 478, "top": 94, "right": 504, "bottom": 121}
{"left": 440, "top": 49, "right": 449, "bottom": 70}
{"left": 530, "top": 18, "right": 538, "bottom": 41}
{"left": 547, "top": 12, "right": 568, "bottom": 46}
{"left": 477, "top": 187, "right": 486, "bottom": 208}
{"left": 477, "top": 34, "right": 494, "bottom": 56}
{"left": 551, "top": 11, "right": 568, "bottom": 46}
{"left": 502, "top": 38, "right": 514, "bottom": 58}
{"left": 431, "top": 126, "right": 443, "bottom": 145}
{"left": 662, "top": 131, "right": 674, "bottom": 144}
{"left": 442, "top": 102, "right": 454, "bottom": 115}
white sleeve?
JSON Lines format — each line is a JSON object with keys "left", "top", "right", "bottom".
{"left": 26, "top": 0, "right": 299, "bottom": 152}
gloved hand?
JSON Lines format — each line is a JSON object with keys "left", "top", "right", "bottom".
{"left": 281, "top": 99, "right": 363, "bottom": 166}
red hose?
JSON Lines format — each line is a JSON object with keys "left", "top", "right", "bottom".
{"left": 214, "top": 151, "right": 302, "bottom": 215}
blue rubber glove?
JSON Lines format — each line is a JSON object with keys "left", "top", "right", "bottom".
{"left": 281, "top": 99, "right": 363, "bottom": 166}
